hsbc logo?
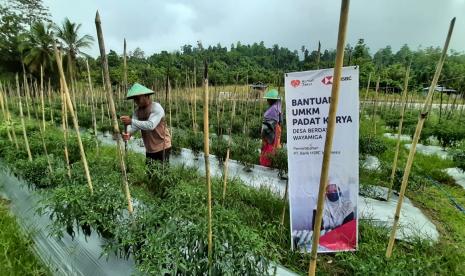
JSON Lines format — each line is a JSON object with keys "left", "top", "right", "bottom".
{"left": 321, "top": 76, "right": 333, "bottom": 85}
{"left": 321, "top": 75, "right": 352, "bottom": 85}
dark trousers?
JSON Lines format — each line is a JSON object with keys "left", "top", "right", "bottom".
{"left": 145, "top": 148, "right": 171, "bottom": 196}
{"left": 145, "top": 148, "right": 171, "bottom": 163}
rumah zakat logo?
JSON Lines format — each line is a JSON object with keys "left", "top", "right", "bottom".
{"left": 290, "top": 79, "right": 301, "bottom": 87}
{"left": 321, "top": 75, "right": 352, "bottom": 85}
{"left": 290, "top": 78, "right": 313, "bottom": 88}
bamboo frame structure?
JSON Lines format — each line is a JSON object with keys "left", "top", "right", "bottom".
{"left": 387, "top": 65, "right": 410, "bottom": 201}
{"left": 385, "top": 17, "right": 455, "bottom": 259}
{"left": 54, "top": 43, "right": 94, "bottom": 193}
{"left": 15, "top": 74, "right": 32, "bottom": 161}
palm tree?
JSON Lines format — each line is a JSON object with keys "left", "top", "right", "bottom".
{"left": 53, "top": 18, "right": 94, "bottom": 79}
{"left": 18, "top": 21, "right": 55, "bottom": 74}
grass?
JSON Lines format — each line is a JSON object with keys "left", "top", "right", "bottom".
{"left": 1, "top": 102, "right": 465, "bottom": 274}
{"left": 0, "top": 198, "right": 50, "bottom": 276}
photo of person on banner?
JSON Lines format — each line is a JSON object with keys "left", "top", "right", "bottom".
{"left": 292, "top": 176, "right": 357, "bottom": 252}
{"left": 321, "top": 182, "right": 355, "bottom": 231}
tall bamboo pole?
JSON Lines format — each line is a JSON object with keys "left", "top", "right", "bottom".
{"left": 371, "top": 76, "right": 380, "bottom": 136}
{"left": 54, "top": 43, "right": 94, "bottom": 193}
{"left": 15, "top": 75, "right": 32, "bottom": 161}
{"left": 316, "top": 41, "right": 321, "bottom": 70}
{"left": 3, "top": 86, "right": 18, "bottom": 149}
{"left": 386, "top": 17, "right": 455, "bottom": 259}
{"left": 123, "top": 38, "right": 128, "bottom": 90}
{"left": 361, "top": 72, "right": 372, "bottom": 112}
{"left": 0, "top": 83, "right": 12, "bottom": 142}
{"left": 86, "top": 59, "right": 99, "bottom": 148}
{"left": 60, "top": 78, "right": 71, "bottom": 178}
{"left": 308, "top": 1, "right": 350, "bottom": 275}
{"left": 222, "top": 99, "right": 236, "bottom": 201}
{"left": 387, "top": 65, "right": 411, "bottom": 201}
{"left": 40, "top": 66, "right": 46, "bottom": 131}
{"left": 95, "top": 11, "right": 133, "bottom": 213}
{"left": 22, "top": 73, "right": 31, "bottom": 120}
{"left": 203, "top": 61, "right": 213, "bottom": 267}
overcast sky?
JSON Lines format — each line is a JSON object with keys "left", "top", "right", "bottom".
{"left": 43, "top": 0, "right": 465, "bottom": 58}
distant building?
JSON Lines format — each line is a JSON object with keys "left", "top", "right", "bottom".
{"left": 422, "top": 85, "right": 457, "bottom": 95}
{"left": 249, "top": 82, "right": 268, "bottom": 99}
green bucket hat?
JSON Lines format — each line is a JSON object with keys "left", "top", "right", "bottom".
{"left": 263, "top": 89, "right": 280, "bottom": 100}
{"left": 126, "top": 83, "right": 154, "bottom": 99}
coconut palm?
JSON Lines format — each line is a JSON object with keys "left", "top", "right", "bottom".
{"left": 18, "top": 21, "right": 55, "bottom": 74}
{"left": 53, "top": 17, "right": 94, "bottom": 78}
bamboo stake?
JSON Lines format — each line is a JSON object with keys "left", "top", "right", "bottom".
{"left": 86, "top": 59, "right": 99, "bottom": 149}
{"left": 386, "top": 17, "right": 455, "bottom": 259}
{"left": 47, "top": 79, "right": 54, "bottom": 124}
{"left": 60, "top": 78, "right": 71, "bottom": 178}
{"left": 362, "top": 72, "right": 372, "bottom": 111}
{"left": 0, "top": 83, "right": 12, "bottom": 142}
{"left": 203, "top": 61, "right": 213, "bottom": 267}
{"left": 222, "top": 100, "right": 236, "bottom": 201}
{"left": 316, "top": 41, "right": 321, "bottom": 70}
{"left": 387, "top": 65, "right": 411, "bottom": 201}
{"left": 123, "top": 38, "right": 128, "bottom": 90}
{"left": 4, "top": 86, "right": 18, "bottom": 149}
{"left": 22, "top": 73, "right": 31, "bottom": 120}
{"left": 40, "top": 66, "right": 46, "bottom": 131}
{"left": 280, "top": 180, "right": 289, "bottom": 225}
{"left": 371, "top": 77, "right": 380, "bottom": 136}
{"left": 308, "top": 0, "right": 350, "bottom": 274}
{"left": 15, "top": 75, "right": 32, "bottom": 161}
{"left": 95, "top": 11, "right": 133, "bottom": 213}
{"left": 54, "top": 43, "right": 94, "bottom": 193}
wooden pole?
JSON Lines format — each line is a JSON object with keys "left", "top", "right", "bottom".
{"left": 361, "top": 72, "right": 371, "bottom": 112}
{"left": 371, "top": 76, "right": 380, "bottom": 136}
{"left": 3, "top": 85, "right": 18, "bottom": 149}
{"left": 280, "top": 180, "right": 289, "bottom": 225}
{"left": 203, "top": 61, "right": 213, "bottom": 267}
{"left": 60, "top": 79, "right": 71, "bottom": 178}
{"left": 387, "top": 65, "right": 411, "bottom": 201}
{"left": 22, "top": 73, "right": 31, "bottom": 120}
{"left": 54, "top": 43, "right": 94, "bottom": 193}
{"left": 308, "top": 1, "right": 350, "bottom": 275}
{"left": 86, "top": 59, "right": 99, "bottom": 148}
{"left": 15, "top": 74, "right": 32, "bottom": 161}
{"left": 123, "top": 38, "right": 128, "bottom": 90}
{"left": 386, "top": 17, "right": 455, "bottom": 259}
{"left": 222, "top": 100, "right": 236, "bottom": 201}
{"left": 0, "top": 83, "right": 12, "bottom": 142}
{"left": 316, "top": 41, "right": 321, "bottom": 70}
{"left": 95, "top": 11, "right": 133, "bottom": 214}
{"left": 40, "top": 66, "right": 46, "bottom": 131}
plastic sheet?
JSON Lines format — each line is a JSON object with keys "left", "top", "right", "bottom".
{"left": 0, "top": 164, "right": 135, "bottom": 276}
{"left": 103, "top": 135, "right": 439, "bottom": 242}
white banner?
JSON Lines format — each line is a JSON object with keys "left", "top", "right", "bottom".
{"left": 285, "top": 67, "right": 359, "bottom": 253}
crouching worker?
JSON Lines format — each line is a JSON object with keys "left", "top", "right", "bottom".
{"left": 120, "top": 83, "right": 172, "bottom": 170}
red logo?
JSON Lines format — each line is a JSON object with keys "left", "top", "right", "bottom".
{"left": 290, "top": 79, "right": 301, "bottom": 87}
{"left": 322, "top": 76, "right": 333, "bottom": 85}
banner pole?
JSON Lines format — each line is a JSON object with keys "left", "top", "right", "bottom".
{"left": 308, "top": 0, "right": 350, "bottom": 275}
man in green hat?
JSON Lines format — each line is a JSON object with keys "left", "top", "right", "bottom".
{"left": 260, "top": 88, "right": 282, "bottom": 167}
{"left": 120, "top": 83, "right": 171, "bottom": 164}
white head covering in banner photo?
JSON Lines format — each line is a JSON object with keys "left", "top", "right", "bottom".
{"left": 285, "top": 66, "right": 359, "bottom": 253}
